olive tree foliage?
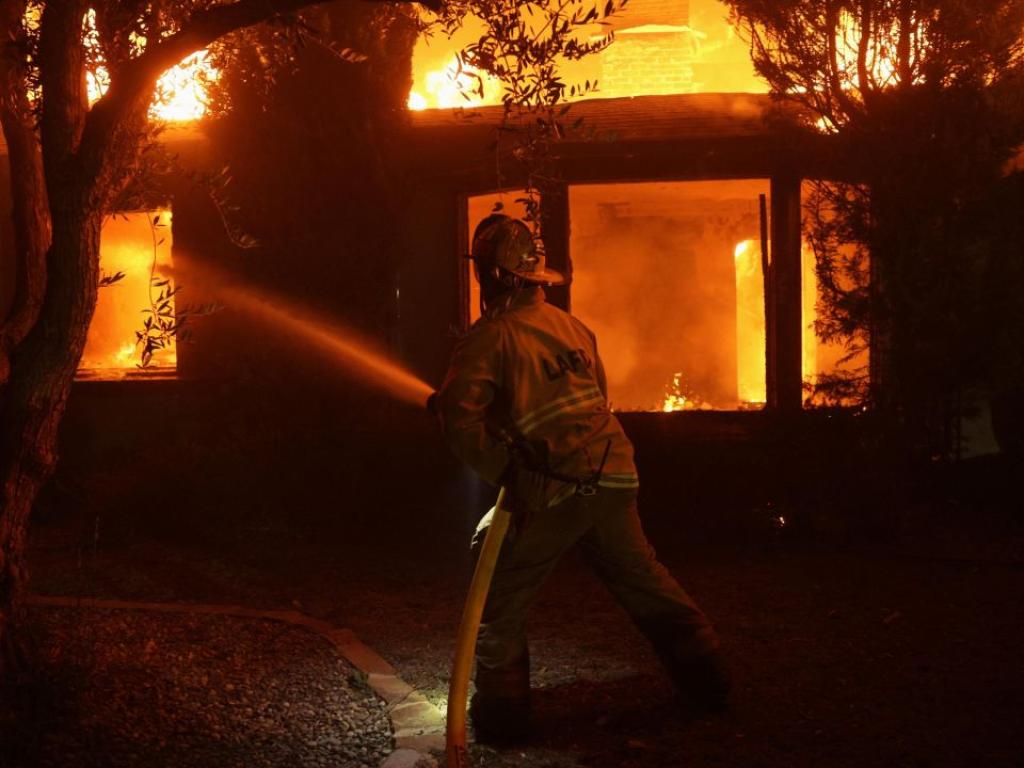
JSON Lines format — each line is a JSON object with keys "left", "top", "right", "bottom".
{"left": 724, "top": 0, "right": 1024, "bottom": 454}
{"left": 0, "top": 0, "right": 437, "bottom": 681}
{"left": 428, "top": 0, "right": 626, "bottom": 226}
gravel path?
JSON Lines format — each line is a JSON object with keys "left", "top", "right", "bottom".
{"left": 5, "top": 606, "right": 393, "bottom": 768}
{"left": 21, "top": 503, "right": 1024, "bottom": 768}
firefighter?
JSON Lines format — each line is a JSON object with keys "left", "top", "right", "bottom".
{"left": 433, "top": 214, "right": 729, "bottom": 742}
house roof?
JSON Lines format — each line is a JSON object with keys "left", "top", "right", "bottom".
{"left": 407, "top": 92, "right": 803, "bottom": 143}
{"left": 0, "top": 94, "right": 795, "bottom": 154}
{"left": 402, "top": 91, "right": 838, "bottom": 187}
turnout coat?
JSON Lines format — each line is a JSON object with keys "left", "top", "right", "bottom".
{"left": 436, "top": 286, "right": 638, "bottom": 507}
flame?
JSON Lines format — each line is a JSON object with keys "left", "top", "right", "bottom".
{"left": 661, "top": 372, "right": 713, "bottom": 412}
{"left": 407, "top": 91, "right": 428, "bottom": 110}
{"left": 113, "top": 342, "right": 138, "bottom": 366}
{"left": 833, "top": 10, "right": 927, "bottom": 94}
{"left": 408, "top": 56, "right": 502, "bottom": 111}
{"left": 662, "top": 372, "right": 689, "bottom": 412}
{"left": 151, "top": 50, "right": 219, "bottom": 121}
{"left": 84, "top": 10, "right": 218, "bottom": 121}
{"left": 87, "top": 51, "right": 218, "bottom": 121}
{"left": 80, "top": 210, "right": 177, "bottom": 374}
{"left": 409, "top": 2, "right": 767, "bottom": 111}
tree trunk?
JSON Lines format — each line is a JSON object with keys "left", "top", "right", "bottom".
{"left": 0, "top": 0, "right": 51, "bottom": 383}
{"left": 0, "top": 192, "right": 101, "bottom": 679}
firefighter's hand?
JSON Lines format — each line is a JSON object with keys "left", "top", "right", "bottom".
{"left": 426, "top": 391, "right": 439, "bottom": 415}
{"left": 510, "top": 437, "right": 550, "bottom": 472}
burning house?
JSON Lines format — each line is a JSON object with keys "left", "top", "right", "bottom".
{"left": 398, "top": 95, "right": 851, "bottom": 415}
{"left": 1, "top": 0, "right": 857, "bottom": 409}
{"left": 8, "top": 0, "right": 988, "bottom": 548}
{"left": 397, "top": 0, "right": 860, "bottom": 415}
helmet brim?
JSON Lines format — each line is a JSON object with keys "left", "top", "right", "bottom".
{"left": 510, "top": 266, "right": 567, "bottom": 286}
{"left": 465, "top": 253, "right": 568, "bottom": 286}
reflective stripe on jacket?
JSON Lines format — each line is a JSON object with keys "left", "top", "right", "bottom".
{"left": 437, "top": 286, "right": 637, "bottom": 505}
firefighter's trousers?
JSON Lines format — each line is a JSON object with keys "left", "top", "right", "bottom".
{"left": 471, "top": 487, "right": 720, "bottom": 702}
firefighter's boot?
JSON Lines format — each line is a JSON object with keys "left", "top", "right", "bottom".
{"left": 667, "top": 648, "right": 731, "bottom": 714}
{"left": 469, "top": 691, "right": 531, "bottom": 744}
{"left": 641, "top": 623, "right": 731, "bottom": 713}
{"left": 471, "top": 656, "right": 531, "bottom": 743}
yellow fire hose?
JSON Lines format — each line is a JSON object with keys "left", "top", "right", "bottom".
{"left": 446, "top": 486, "right": 512, "bottom": 768}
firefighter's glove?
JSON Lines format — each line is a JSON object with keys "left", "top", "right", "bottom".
{"left": 509, "top": 437, "right": 551, "bottom": 473}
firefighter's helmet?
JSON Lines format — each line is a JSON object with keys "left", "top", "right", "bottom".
{"left": 470, "top": 214, "right": 566, "bottom": 286}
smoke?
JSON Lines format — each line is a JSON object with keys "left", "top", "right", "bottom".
{"left": 569, "top": 180, "right": 769, "bottom": 410}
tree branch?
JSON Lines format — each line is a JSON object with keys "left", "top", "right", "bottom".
{"left": 857, "top": 0, "right": 872, "bottom": 97}
{"left": 76, "top": 0, "right": 434, "bottom": 198}
{"left": 896, "top": 0, "right": 913, "bottom": 88}
{"left": 825, "top": 0, "right": 858, "bottom": 120}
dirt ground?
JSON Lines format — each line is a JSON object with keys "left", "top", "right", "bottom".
{"left": 20, "top": 495, "right": 1024, "bottom": 768}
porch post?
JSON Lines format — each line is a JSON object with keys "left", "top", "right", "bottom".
{"left": 770, "top": 175, "right": 803, "bottom": 412}
{"left": 539, "top": 182, "right": 571, "bottom": 312}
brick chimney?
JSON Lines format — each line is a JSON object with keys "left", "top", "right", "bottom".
{"left": 600, "top": 0, "right": 700, "bottom": 97}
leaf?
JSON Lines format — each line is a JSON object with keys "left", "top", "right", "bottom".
{"left": 98, "top": 271, "right": 126, "bottom": 288}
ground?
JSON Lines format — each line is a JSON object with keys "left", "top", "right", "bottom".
{"left": 9, "top": 491, "right": 1023, "bottom": 768}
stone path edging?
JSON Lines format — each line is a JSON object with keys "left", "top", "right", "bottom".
{"left": 26, "top": 594, "right": 444, "bottom": 767}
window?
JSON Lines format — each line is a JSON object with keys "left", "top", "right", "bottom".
{"left": 800, "top": 182, "right": 870, "bottom": 405}
{"left": 78, "top": 210, "right": 176, "bottom": 379}
{"left": 569, "top": 180, "right": 770, "bottom": 411}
